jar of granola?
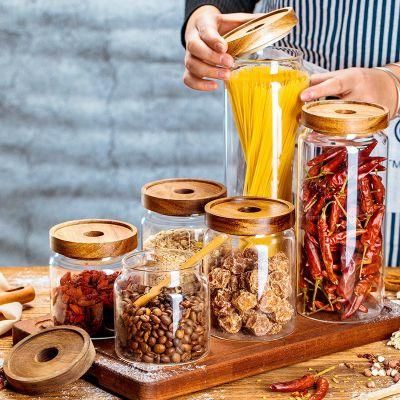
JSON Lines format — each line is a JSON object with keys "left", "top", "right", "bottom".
{"left": 204, "top": 197, "right": 296, "bottom": 341}
{"left": 114, "top": 249, "right": 210, "bottom": 366}
{"left": 141, "top": 178, "right": 226, "bottom": 255}
{"left": 49, "top": 219, "right": 138, "bottom": 339}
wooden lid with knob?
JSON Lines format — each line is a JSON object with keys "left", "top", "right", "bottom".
{"left": 49, "top": 219, "right": 138, "bottom": 260}
{"left": 205, "top": 197, "right": 295, "bottom": 236}
{"left": 141, "top": 178, "right": 227, "bottom": 217}
{"left": 4, "top": 326, "right": 95, "bottom": 394}
{"left": 223, "top": 7, "right": 297, "bottom": 57}
{"left": 301, "top": 100, "right": 389, "bottom": 135}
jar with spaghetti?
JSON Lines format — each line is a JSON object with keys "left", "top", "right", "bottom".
{"left": 141, "top": 178, "right": 226, "bottom": 256}
{"left": 224, "top": 8, "right": 309, "bottom": 201}
{"left": 297, "top": 100, "right": 389, "bottom": 322}
{"left": 49, "top": 219, "right": 138, "bottom": 338}
{"left": 114, "top": 249, "right": 210, "bottom": 366}
{"left": 204, "top": 197, "right": 296, "bottom": 341}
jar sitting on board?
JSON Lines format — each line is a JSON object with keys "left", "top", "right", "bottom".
{"left": 204, "top": 197, "right": 296, "bottom": 341}
{"left": 141, "top": 178, "right": 226, "bottom": 254}
{"left": 297, "top": 101, "right": 389, "bottom": 322}
{"left": 49, "top": 219, "right": 138, "bottom": 338}
{"left": 114, "top": 250, "right": 210, "bottom": 366}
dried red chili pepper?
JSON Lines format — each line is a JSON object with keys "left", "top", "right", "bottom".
{"left": 359, "top": 139, "right": 377, "bottom": 159}
{"left": 369, "top": 174, "right": 385, "bottom": 204}
{"left": 328, "top": 201, "right": 340, "bottom": 235}
{"left": 321, "top": 149, "right": 346, "bottom": 173}
{"left": 307, "top": 147, "right": 345, "bottom": 167}
{"left": 270, "top": 374, "right": 316, "bottom": 392}
{"left": 358, "top": 157, "right": 386, "bottom": 178}
{"left": 304, "top": 233, "right": 323, "bottom": 281}
{"left": 318, "top": 203, "right": 338, "bottom": 285}
{"left": 359, "top": 177, "right": 374, "bottom": 215}
{"left": 361, "top": 205, "right": 385, "bottom": 247}
{"left": 309, "top": 377, "right": 329, "bottom": 400}
{"left": 329, "top": 229, "right": 367, "bottom": 245}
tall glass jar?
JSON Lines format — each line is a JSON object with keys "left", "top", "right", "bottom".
{"left": 225, "top": 46, "right": 309, "bottom": 201}
{"left": 49, "top": 219, "right": 138, "bottom": 338}
{"left": 297, "top": 101, "right": 389, "bottom": 322}
{"left": 114, "top": 250, "right": 210, "bottom": 366}
{"left": 141, "top": 178, "right": 226, "bottom": 254}
{"left": 204, "top": 197, "right": 296, "bottom": 341}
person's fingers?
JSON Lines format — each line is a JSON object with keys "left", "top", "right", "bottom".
{"left": 217, "top": 13, "right": 264, "bottom": 35}
{"left": 185, "top": 53, "right": 230, "bottom": 80}
{"left": 182, "top": 70, "right": 218, "bottom": 91}
{"left": 186, "top": 32, "right": 234, "bottom": 67}
{"left": 309, "top": 72, "right": 338, "bottom": 85}
{"left": 196, "top": 16, "right": 227, "bottom": 53}
{"left": 301, "top": 75, "right": 352, "bottom": 101}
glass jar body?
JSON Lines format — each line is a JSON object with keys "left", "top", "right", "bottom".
{"left": 204, "top": 228, "right": 296, "bottom": 341}
{"left": 114, "top": 251, "right": 210, "bottom": 366}
{"left": 225, "top": 47, "right": 309, "bottom": 201}
{"left": 296, "top": 129, "right": 388, "bottom": 322}
{"left": 50, "top": 253, "right": 124, "bottom": 338}
{"left": 141, "top": 210, "right": 205, "bottom": 253}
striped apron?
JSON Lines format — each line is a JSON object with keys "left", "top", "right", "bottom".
{"left": 258, "top": 0, "right": 400, "bottom": 265}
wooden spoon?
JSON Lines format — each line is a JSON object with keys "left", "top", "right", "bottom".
{"left": 0, "top": 285, "right": 35, "bottom": 306}
{"left": 133, "top": 235, "right": 228, "bottom": 309}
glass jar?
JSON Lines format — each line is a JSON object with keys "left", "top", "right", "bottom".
{"left": 49, "top": 219, "right": 138, "bottom": 338}
{"left": 297, "top": 101, "right": 389, "bottom": 322}
{"left": 225, "top": 46, "right": 309, "bottom": 201}
{"left": 141, "top": 178, "right": 226, "bottom": 254}
{"left": 204, "top": 197, "right": 296, "bottom": 341}
{"left": 114, "top": 250, "right": 210, "bottom": 366}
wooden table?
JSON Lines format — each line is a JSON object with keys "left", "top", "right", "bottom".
{"left": 0, "top": 266, "right": 399, "bottom": 400}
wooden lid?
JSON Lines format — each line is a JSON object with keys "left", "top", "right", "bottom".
{"left": 141, "top": 178, "right": 227, "bottom": 217}
{"left": 50, "top": 219, "right": 138, "bottom": 259}
{"left": 4, "top": 326, "right": 95, "bottom": 394}
{"left": 301, "top": 100, "right": 389, "bottom": 135}
{"left": 205, "top": 197, "right": 295, "bottom": 236}
{"left": 224, "top": 7, "right": 297, "bottom": 57}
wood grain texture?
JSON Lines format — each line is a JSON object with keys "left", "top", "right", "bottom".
{"left": 0, "top": 285, "right": 35, "bottom": 306}
{"left": 205, "top": 197, "right": 295, "bottom": 235}
{"left": 50, "top": 219, "right": 138, "bottom": 259}
{"left": 141, "top": 178, "right": 226, "bottom": 217}
{"left": 1, "top": 266, "right": 400, "bottom": 400}
{"left": 301, "top": 101, "right": 389, "bottom": 135}
{"left": 224, "top": 8, "right": 297, "bottom": 57}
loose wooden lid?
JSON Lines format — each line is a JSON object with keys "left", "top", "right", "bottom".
{"left": 4, "top": 326, "right": 95, "bottom": 394}
{"left": 301, "top": 100, "right": 389, "bottom": 135}
{"left": 50, "top": 219, "right": 138, "bottom": 260}
{"left": 223, "top": 7, "right": 297, "bottom": 57}
{"left": 141, "top": 178, "right": 227, "bottom": 217}
{"left": 205, "top": 197, "right": 295, "bottom": 236}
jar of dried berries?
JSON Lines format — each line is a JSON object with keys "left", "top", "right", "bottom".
{"left": 49, "top": 219, "right": 138, "bottom": 338}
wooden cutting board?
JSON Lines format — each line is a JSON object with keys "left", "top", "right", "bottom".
{"left": 12, "top": 303, "right": 400, "bottom": 400}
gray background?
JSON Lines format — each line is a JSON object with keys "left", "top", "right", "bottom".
{"left": 0, "top": 0, "right": 224, "bottom": 265}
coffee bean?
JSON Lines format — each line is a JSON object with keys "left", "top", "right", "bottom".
{"left": 158, "top": 336, "right": 167, "bottom": 344}
{"left": 154, "top": 344, "right": 166, "bottom": 354}
{"left": 165, "top": 347, "right": 175, "bottom": 356}
{"left": 192, "top": 345, "right": 203, "bottom": 353}
{"left": 165, "top": 340, "right": 173, "bottom": 348}
{"left": 160, "top": 355, "right": 170, "bottom": 363}
{"left": 181, "top": 344, "right": 192, "bottom": 352}
{"left": 173, "top": 338, "right": 181, "bottom": 347}
{"left": 140, "top": 343, "right": 149, "bottom": 353}
{"left": 142, "top": 355, "right": 154, "bottom": 363}
{"left": 171, "top": 353, "right": 181, "bottom": 363}
{"left": 166, "top": 331, "right": 174, "bottom": 340}
{"left": 157, "top": 329, "right": 165, "bottom": 337}
{"left": 184, "top": 326, "right": 193, "bottom": 336}
{"left": 175, "top": 329, "right": 184, "bottom": 339}
{"left": 161, "top": 315, "right": 172, "bottom": 326}
{"left": 150, "top": 315, "right": 161, "bottom": 324}
{"left": 152, "top": 308, "right": 162, "bottom": 317}
{"left": 181, "top": 352, "right": 191, "bottom": 362}
{"left": 182, "top": 335, "right": 191, "bottom": 344}
{"left": 140, "top": 315, "right": 150, "bottom": 322}
{"left": 148, "top": 337, "right": 156, "bottom": 347}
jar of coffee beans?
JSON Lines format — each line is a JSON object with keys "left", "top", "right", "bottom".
{"left": 114, "top": 250, "right": 210, "bottom": 366}
{"left": 204, "top": 197, "right": 296, "bottom": 341}
{"left": 49, "top": 219, "right": 138, "bottom": 339}
{"left": 141, "top": 178, "right": 226, "bottom": 254}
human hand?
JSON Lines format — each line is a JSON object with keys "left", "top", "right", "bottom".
{"left": 301, "top": 67, "right": 398, "bottom": 118}
{"left": 183, "top": 6, "right": 257, "bottom": 91}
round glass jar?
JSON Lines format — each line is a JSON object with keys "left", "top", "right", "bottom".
{"left": 114, "top": 250, "right": 210, "bottom": 366}
{"left": 204, "top": 197, "right": 296, "bottom": 341}
{"left": 225, "top": 46, "right": 309, "bottom": 201}
{"left": 297, "top": 100, "right": 389, "bottom": 322}
{"left": 141, "top": 178, "right": 226, "bottom": 254}
{"left": 49, "top": 219, "right": 138, "bottom": 338}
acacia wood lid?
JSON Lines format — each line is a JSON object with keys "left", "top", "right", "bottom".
{"left": 4, "top": 326, "right": 95, "bottom": 394}
{"left": 301, "top": 100, "right": 389, "bottom": 135}
{"left": 205, "top": 197, "right": 295, "bottom": 236}
{"left": 223, "top": 7, "right": 297, "bottom": 57}
{"left": 50, "top": 219, "right": 138, "bottom": 260}
{"left": 141, "top": 178, "right": 227, "bottom": 217}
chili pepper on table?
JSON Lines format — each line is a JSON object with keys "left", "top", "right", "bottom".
{"left": 270, "top": 374, "right": 316, "bottom": 392}
{"left": 318, "top": 203, "right": 338, "bottom": 285}
{"left": 309, "top": 377, "right": 329, "bottom": 400}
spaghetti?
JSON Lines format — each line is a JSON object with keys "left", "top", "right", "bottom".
{"left": 226, "top": 64, "right": 309, "bottom": 200}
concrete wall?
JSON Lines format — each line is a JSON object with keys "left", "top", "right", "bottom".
{"left": 0, "top": 0, "right": 224, "bottom": 264}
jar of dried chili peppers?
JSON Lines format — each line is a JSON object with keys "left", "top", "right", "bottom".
{"left": 204, "top": 197, "right": 296, "bottom": 341}
{"left": 297, "top": 101, "right": 389, "bottom": 322}
{"left": 141, "top": 178, "right": 226, "bottom": 253}
{"left": 49, "top": 219, "right": 138, "bottom": 338}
